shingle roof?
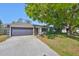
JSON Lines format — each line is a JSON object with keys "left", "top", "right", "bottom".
{"left": 10, "top": 23, "right": 33, "bottom": 28}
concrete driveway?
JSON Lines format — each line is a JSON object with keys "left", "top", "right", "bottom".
{"left": 0, "top": 35, "right": 59, "bottom": 56}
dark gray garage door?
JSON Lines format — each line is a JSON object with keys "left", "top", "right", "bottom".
{"left": 11, "top": 27, "right": 33, "bottom": 36}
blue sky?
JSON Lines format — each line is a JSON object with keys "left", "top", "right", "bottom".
{"left": 0, "top": 3, "right": 42, "bottom": 25}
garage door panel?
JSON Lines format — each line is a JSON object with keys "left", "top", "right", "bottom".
{"left": 11, "top": 28, "right": 33, "bottom": 36}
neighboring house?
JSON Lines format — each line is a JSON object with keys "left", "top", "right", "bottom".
{"left": 0, "top": 24, "right": 8, "bottom": 35}
{"left": 6, "top": 23, "right": 47, "bottom": 36}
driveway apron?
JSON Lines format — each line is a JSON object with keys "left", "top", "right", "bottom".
{"left": 0, "top": 35, "right": 59, "bottom": 56}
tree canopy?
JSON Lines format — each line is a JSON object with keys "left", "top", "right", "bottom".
{"left": 25, "top": 3, "right": 79, "bottom": 35}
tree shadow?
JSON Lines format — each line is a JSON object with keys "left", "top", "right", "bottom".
{"left": 40, "top": 32, "right": 79, "bottom": 41}
{"left": 61, "top": 33, "right": 79, "bottom": 41}
{"left": 52, "top": 33, "right": 79, "bottom": 41}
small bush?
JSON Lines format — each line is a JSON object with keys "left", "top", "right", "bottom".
{"left": 46, "top": 31, "right": 56, "bottom": 39}
{"left": 47, "top": 34, "right": 56, "bottom": 39}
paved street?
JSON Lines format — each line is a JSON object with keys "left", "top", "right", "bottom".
{"left": 0, "top": 35, "right": 59, "bottom": 56}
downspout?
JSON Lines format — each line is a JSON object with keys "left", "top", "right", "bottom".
{"left": 33, "top": 26, "right": 35, "bottom": 35}
{"left": 9, "top": 25, "right": 11, "bottom": 37}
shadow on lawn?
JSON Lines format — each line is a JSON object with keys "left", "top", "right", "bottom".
{"left": 46, "top": 33, "right": 79, "bottom": 41}
{"left": 60, "top": 33, "right": 79, "bottom": 41}
{"left": 40, "top": 31, "right": 79, "bottom": 42}
{"left": 66, "top": 35, "right": 79, "bottom": 41}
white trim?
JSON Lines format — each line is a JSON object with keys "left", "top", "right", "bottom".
{"left": 33, "top": 27, "right": 35, "bottom": 35}
{"left": 9, "top": 26, "right": 11, "bottom": 37}
{"left": 38, "top": 27, "right": 42, "bottom": 35}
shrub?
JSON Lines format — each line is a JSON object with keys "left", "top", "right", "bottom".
{"left": 46, "top": 29, "right": 56, "bottom": 39}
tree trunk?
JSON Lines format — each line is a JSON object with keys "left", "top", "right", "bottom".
{"left": 55, "top": 28, "right": 62, "bottom": 34}
{"left": 66, "top": 25, "right": 73, "bottom": 36}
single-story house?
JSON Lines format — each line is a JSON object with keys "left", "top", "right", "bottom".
{"left": 6, "top": 23, "right": 47, "bottom": 36}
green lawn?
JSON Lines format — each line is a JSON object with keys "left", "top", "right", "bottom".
{"left": 38, "top": 35, "right": 79, "bottom": 56}
{"left": 0, "top": 35, "right": 8, "bottom": 42}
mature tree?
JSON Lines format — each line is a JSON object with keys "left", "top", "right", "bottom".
{"left": 25, "top": 3, "right": 79, "bottom": 35}
{"left": 25, "top": 20, "right": 31, "bottom": 24}
{"left": 17, "top": 18, "right": 24, "bottom": 23}
{"left": 12, "top": 21, "right": 16, "bottom": 24}
{"left": 0, "top": 20, "right": 2, "bottom": 28}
